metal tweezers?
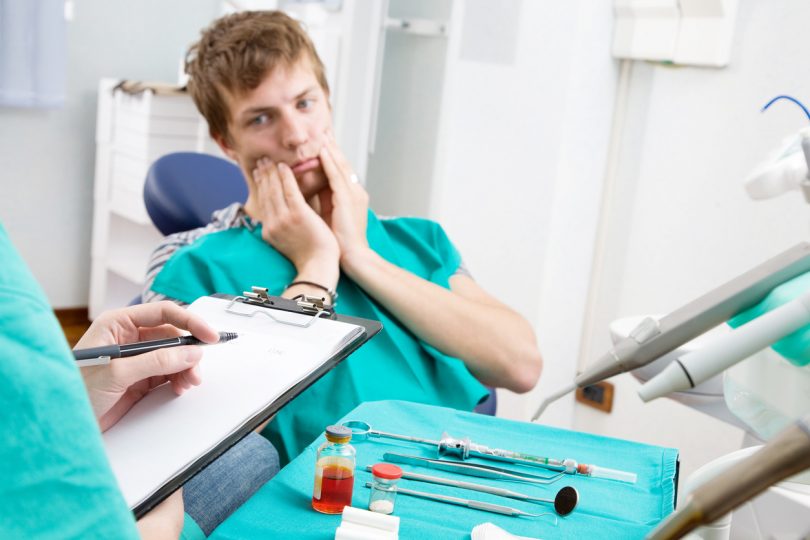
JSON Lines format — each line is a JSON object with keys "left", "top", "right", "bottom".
{"left": 383, "top": 452, "right": 565, "bottom": 484}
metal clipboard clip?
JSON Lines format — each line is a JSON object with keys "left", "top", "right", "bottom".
{"left": 224, "top": 286, "right": 335, "bottom": 328}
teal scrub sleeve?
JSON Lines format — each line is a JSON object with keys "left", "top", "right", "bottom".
{"left": 0, "top": 224, "right": 139, "bottom": 538}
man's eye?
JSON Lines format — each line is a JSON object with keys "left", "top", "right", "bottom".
{"left": 250, "top": 113, "right": 270, "bottom": 126}
{"left": 297, "top": 98, "right": 312, "bottom": 110}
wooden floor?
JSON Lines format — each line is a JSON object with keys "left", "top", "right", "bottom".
{"left": 55, "top": 308, "right": 91, "bottom": 348}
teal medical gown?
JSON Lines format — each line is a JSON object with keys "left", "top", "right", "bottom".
{"left": 0, "top": 225, "right": 204, "bottom": 539}
{"left": 0, "top": 224, "right": 139, "bottom": 538}
{"left": 151, "top": 211, "right": 489, "bottom": 464}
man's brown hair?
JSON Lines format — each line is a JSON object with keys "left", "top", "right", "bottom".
{"left": 185, "top": 10, "right": 329, "bottom": 142}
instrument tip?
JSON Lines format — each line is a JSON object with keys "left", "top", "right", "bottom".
{"left": 531, "top": 383, "right": 577, "bottom": 421}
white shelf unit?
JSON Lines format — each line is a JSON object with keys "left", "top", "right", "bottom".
{"left": 88, "top": 78, "right": 224, "bottom": 319}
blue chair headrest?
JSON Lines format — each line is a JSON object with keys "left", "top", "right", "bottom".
{"left": 144, "top": 152, "right": 248, "bottom": 236}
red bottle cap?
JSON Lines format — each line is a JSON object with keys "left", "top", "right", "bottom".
{"left": 371, "top": 463, "right": 403, "bottom": 480}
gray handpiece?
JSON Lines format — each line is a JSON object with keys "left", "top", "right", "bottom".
{"left": 576, "top": 242, "right": 810, "bottom": 388}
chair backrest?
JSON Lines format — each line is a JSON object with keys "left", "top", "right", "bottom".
{"left": 143, "top": 152, "right": 248, "bottom": 236}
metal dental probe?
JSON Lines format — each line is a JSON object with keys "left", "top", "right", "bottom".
{"left": 383, "top": 452, "right": 565, "bottom": 484}
{"left": 364, "top": 465, "right": 579, "bottom": 516}
{"left": 362, "top": 482, "right": 554, "bottom": 520}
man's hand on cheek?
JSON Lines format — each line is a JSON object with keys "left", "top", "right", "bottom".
{"left": 252, "top": 158, "right": 340, "bottom": 283}
{"left": 319, "top": 135, "right": 370, "bottom": 266}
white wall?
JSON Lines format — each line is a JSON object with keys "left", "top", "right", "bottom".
{"left": 575, "top": 0, "right": 810, "bottom": 487}
{"left": 0, "top": 0, "right": 219, "bottom": 308}
{"left": 430, "top": 0, "right": 617, "bottom": 426}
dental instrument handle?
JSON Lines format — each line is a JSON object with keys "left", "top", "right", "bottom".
{"left": 382, "top": 452, "right": 564, "bottom": 484}
{"left": 369, "top": 429, "right": 440, "bottom": 447}
{"left": 638, "top": 289, "right": 810, "bottom": 402}
{"left": 466, "top": 448, "right": 565, "bottom": 472}
{"left": 573, "top": 241, "right": 810, "bottom": 390}
{"left": 375, "top": 467, "right": 534, "bottom": 500}
{"left": 365, "top": 483, "right": 537, "bottom": 517}
{"left": 463, "top": 442, "right": 637, "bottom": 483}
{"left": 646, "top": 413, "right": 810, "bottom": 540}
{"left": 467, "top": 499, "right": 531, "bottom": 517}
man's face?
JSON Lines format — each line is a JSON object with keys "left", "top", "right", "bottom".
{"left": 216, "top": 58, "right": 332, "bottom": 199}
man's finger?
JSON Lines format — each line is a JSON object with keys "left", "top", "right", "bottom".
{"left": 278, "top": 162, "right": 308, "bottom": 208}
{"left": 326, "top": 136, "right": 354, "bottom": 178}
{"left": 319, "top": 146, "right": 349, "bottom": 196}
{"left": 258, "top": 158, "right": 286, "bottom": 214}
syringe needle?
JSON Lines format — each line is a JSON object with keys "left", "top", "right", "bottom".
{"left": 531, "top": 383, "right": 576, "bottom": 421}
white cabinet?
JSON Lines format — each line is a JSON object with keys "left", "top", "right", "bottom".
{"left": 88, "top": 78, "right": 223, "bottom": 319}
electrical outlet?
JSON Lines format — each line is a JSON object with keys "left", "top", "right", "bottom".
{"left": 575, "top": 381, "right": 614, "bottom": 413}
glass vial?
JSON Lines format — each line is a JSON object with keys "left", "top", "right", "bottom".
{"left": 368, "top": 463, "right": 402, "bottom": 514}
{"left": 312, "top": 425, "right": 356, "bottom": 514}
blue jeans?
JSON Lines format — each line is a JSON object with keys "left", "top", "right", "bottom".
{"left": 183, "top": 432, "right": 279, "bottom": 535}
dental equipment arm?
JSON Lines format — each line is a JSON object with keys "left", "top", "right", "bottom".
{"left": 646, "top": 413, "right": 810, "bottom": 540}
{"left": 638, "top": 289, "right": 810, "bottom": 401}
{"left": 532, "top": 242, "right": 810, "bottom": 420}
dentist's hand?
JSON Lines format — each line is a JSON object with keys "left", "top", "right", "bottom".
{"left": 319, "top": 133, "right": 370, "bottom": 267}
{"left": 136, "top": 489, "right": 185, "bottom": 540}
{"left": 253, "top": 157, "right": 340, "bottom": 287}
{"left": 76, "top": 302, "right": 220, "bottom": 432}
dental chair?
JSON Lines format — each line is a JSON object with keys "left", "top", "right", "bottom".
{"left": 143, "top": 151, "right": 248, "bottom": 236}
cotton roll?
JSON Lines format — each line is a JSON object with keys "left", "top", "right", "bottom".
{"left": 335, "top": 524, "right": 396, "bottom": 540}
{"left": 342, "top": 505, "right": 400, "bottom": 533}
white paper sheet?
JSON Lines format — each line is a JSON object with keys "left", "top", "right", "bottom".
{"left": 102, "top": 296, "right": 365, "bottom": 509}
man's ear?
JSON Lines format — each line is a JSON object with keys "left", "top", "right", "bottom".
{"left": 213, "top": 132, "right": 239, "bottom": 162}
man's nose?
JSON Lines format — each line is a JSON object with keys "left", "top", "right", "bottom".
{"left": 280, "top": 114, "right": 308, "bottom": 149}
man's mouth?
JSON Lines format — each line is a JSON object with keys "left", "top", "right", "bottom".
{"left": 291, "top": 157, "right": 320, "bottom": 176}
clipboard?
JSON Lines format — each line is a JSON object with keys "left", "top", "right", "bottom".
{"left": 101, "top": 287, "right": 382, "bottom": 519}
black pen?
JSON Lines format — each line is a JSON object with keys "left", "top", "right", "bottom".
{"left": 73, "top": 332, "right": 238, "bottom": 366}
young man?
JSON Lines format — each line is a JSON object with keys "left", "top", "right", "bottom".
{"left": 144, "top": 10, "right": 543, "bottom": 463}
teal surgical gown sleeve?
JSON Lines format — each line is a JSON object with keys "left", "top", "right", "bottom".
{"left": 0, "top": 224, "right": 139, "bottom": 538}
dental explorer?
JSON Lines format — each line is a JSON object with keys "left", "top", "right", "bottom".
{"left": 365, "top": 465, "right": 579, "bottom": 516}
{"left": 362, "top": 483, "right": 554, "bottom": 520}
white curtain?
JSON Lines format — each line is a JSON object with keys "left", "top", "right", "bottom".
{"left": 0, "top": 0, "right": 66, "bottom": 107}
